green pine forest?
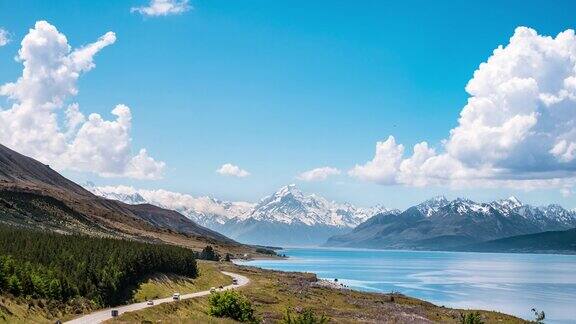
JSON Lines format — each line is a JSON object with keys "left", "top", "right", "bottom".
{"left": 0, "top": 224, "right": 198, "bottom": 307}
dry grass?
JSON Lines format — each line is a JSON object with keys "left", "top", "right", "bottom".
{"left": 106, "top": 262, "right": 528, "bottom": 324}
{"left": 0, "top": 296, "right": 96, "bottom": 324}
{"left": 108, "top": 298, "right": 236, "bottom": 324}
{"left": 132, "top": 261, "right": 232, "bottom": 302}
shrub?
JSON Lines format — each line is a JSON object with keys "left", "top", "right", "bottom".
{"left": 200, "top": 245, "right": 220, "bottom": 261}
{"left": 282, "top": 307, "right": 329, "bottom": 324}
{"left": 460, "top": 312, "right": 484, "bottom": 324}
{"left": 208, "top": 290, "right": 258, "bottom": 323}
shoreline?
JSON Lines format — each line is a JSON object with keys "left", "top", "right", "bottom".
{"left": 219, "top": 261, "right": 529, "bottom": 323}
{"left": 233, "top": 247, "right": 576, "bottom": 323}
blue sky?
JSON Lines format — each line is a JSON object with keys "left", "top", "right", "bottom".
{"left": 1, "top": 0, "right": 576, "bottom": 209}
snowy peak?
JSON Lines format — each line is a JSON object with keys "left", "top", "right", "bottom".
{"left": 447, "top": 198, "right": 490, "bottom": 215}
{"left": 276, "top": 184, "right": 304, "bottom": 199}
{"left": 490, "top": 196, "right": 523, "bottom": 215}
{"left": 505, "top": 196, "right": 523, "bottom": 207}
{"left": 416, "top": 195, "right": 449, "bottom": 216}
{"left": 414, "top": 195, "right": 574, "bottom": 225}
{"left": 249, "top": 185, "right": 389, "bottom": 227}
{"left": 86, "top": 183, "right": 147, "bottom": 205}
{"left": 539, "top": 204, "right": 576, "bottom": 223}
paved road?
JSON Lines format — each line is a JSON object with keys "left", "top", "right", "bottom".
{"left": 65, "top": 271, "right": 249, "bottom": 324}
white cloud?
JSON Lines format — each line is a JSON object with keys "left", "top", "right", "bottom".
{"left": 297, "top": 166, "right": 341, "bottom": 182}
{"left": 350, "top": 27, "right": 576, "bottom": 192}
{"left": 0, "top": 28, "right": 9, "bottom": 47}
{"left": 131, "top": 0, "right": 191, "bottom": 17}
{"left": 349, "top": 136, "right": 404, "bottom": 185}
{"left": 0, "top": 21, "right": 165, "bottom": 179}
{"left": 216, "top": 163, "right": 250, "bottom": 178}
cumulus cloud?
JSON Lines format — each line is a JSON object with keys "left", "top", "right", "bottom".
{"left": 216, "top": 163, "right": 250, "bottom": 178}
{"left": 0, "top": 21, "right": 165, "bottom": 179}
{"left": 131, "top": 0, "right": 191, "bottom": 16}
{"left": 350, "top": 27, "right": 576, "bottom": 191}
{"left": 297, "top": 167, "right": 341, "bottom": 182}
{"left": 0, "top": 28, "right": 9, "bottom": 47}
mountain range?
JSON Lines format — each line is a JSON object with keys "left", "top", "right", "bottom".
{"left": 88, "top": 182, "right": 576, "bottom": 250}
{"left": 325, "top": 195, "right": 576, "bottom": 251}
{"left": 87, "top": 183, "right": 392, "bottom": 246}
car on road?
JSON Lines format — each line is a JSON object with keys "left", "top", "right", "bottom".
{"left": 232, "top": 278, "right": 238, "bottom": 285}
{"left": 210, "top": 287, "right": 216, "bottom": 292}
{"left": 111, "top": 309, "right": 119, "bottom": 317}
{"left": 147, "top": 300, "right": 154, "bottom": 305}
{"left": 173, "top": 293, "right": 180, "bottom": 300}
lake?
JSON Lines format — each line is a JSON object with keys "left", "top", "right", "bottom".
{"left": 236, "top": 248, "right": 576, "bottom": 323}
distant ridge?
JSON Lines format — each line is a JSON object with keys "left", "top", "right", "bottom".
{"left": 325, "top": 195, "right": 576, "bottom": 252}
{"left": 459, "top": 228, "right": 576, "bottom": 254}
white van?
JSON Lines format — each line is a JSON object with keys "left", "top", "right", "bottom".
{"left": 172, "top": 293, "right": 180, "bottom": 300}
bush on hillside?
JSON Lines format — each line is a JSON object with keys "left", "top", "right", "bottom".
{"left": 282, "top": 307, "right": 330, "bottom": 324}
{"left": 200, "top": 245, "right": 220, "bottom": 261}
{"left": 208, "top": 290, "right": 259, "bottom": 323}
{"left": 460, "top": 312, "right": 484, "bottom": 324}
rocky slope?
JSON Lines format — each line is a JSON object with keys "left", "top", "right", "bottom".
{"left": 0, "top": 143, "right": 251, "bottom": 254}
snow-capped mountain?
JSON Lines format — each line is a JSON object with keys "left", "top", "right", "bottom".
{"left": 326, "top": 196, "right": 576, "bottom": 250}
{"left": 490, "top": 196, "right": 523, "bottom": 216}
{"left": 218, "top": 184, "right": 393, "bottom": 246}
{"left": 416, "top": 196, "right": 449, "bottom": 216}
{"left": 247, "top": 184, "right": 386, "bottom": 227}
{"left": 85, "top": 183, "right": 254, "bottom": 228}
{"left": 85, "top": 183, "right": 389, "bottom": 246}
{"left": 87, "top": 182, "right": 148, "bottom": 205}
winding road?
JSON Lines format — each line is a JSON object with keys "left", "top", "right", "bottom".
{"left": 65, "top": 271, "right": 250, "bottom": 324}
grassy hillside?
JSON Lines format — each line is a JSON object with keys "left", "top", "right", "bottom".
{"left": 132, "top": 261, "right": 232, "bottom": 302}
{"left": 110, "top": 263, "right": 528, "bottom": 324}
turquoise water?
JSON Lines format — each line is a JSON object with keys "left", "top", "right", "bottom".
{"left": 236, "top": 248, "right": 576, "bottom": 323}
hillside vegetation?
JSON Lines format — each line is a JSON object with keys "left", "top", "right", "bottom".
{"left": 132, "top": 261, "right": 231, "bottom": 302}
{"left": 0, "top": 224, "right": 197, "bottom": 307}
{"left": 111, "top": 263, "right": 527, "bottom": 324}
